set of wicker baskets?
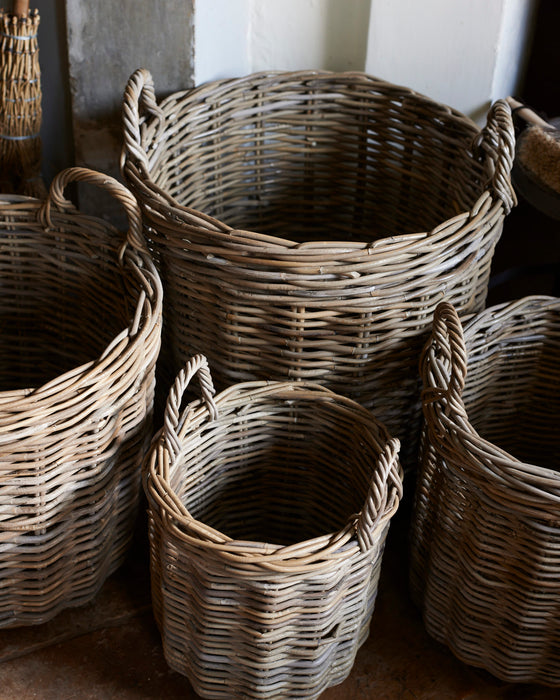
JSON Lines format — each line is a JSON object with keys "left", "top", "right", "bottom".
{"left": 121, "top": 68, "right": 560, "bottom": 695}
{"left": 3, "top": 65, "right": 557, "bottom": 697}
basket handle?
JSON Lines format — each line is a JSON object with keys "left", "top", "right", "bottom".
{"left": 163, "top": 354, "right": 218, "bottom": 462}
{"left": 39, "top": 166, "right": 148, "bottom": 253}
{"left": 122, "top": 68, "right": 165, "bottom": 175}
{"left": 421, "top": 301, "right": 468, "bottom": 415}
{"left": 355, "top": 436, "right": 402, "bottom": 552}
{"left": 474, "top": 99, "right": 517, "bottom": 214}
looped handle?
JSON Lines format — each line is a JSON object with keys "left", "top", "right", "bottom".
{"left": 473, "top": 99, "right": 517, "bottom": 214}
{"left": 164, "top": 355, "right": 218, "bottom": 462}
{"left": 421, "top": 301, "right": 468, "bottom": 416}
{"left": 122, "top": 68, "right": 165, "bottom": 176}
{"left": 39, "top": 166, "right": 148, "bottom": 253}
{"left": 355, "top": 436, "right": 402, "bottom": 552}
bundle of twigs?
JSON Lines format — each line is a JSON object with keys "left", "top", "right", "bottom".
{"left": 0, "top": 1, "right": 45, "bottom": 197}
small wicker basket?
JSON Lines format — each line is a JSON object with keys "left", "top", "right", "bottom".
{"left": 144, "top": 354, "right": 403, "bottom": 699}
{"left": 122, "top": 69, "right": 517, "bottom": 467}
{"left": 410, "top": 296, "right": 560, "bottom": 685}
{"left": 0, "top": 167, "right": 162, "bottom": 627}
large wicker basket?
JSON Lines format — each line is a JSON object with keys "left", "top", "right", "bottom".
{"left": 144, "top": 354, "right": 403, "bottom": 699}
{"left": 122, "top": 69, "right": 516, "bottom": 467}
{"left": 0, "top": 167, "right": 162, "bottom": 627}
{"left": 410, "top": 296, "right": 560, "bottom": 685}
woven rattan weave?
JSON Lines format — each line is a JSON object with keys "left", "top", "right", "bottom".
{"left": 145, "top": 354, "right": 403, "bottom": 699}
{"left": 122, "top": 69, "right": 516, "bottom": 467}
{"left": 410, "top": 297, "right": 560, "bottom": 685}
{"left": 0, "top": 167, "right": 162, "bottom": 627}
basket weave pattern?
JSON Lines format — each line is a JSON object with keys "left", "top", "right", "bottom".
{"left": 0, "top": 168, "right": 162, "bottom": 627}
{"left": 410, "top": 297, "right": 560, "bottom": 685}
{"left": 145, "top": 355, "right": 403, "bottom": 699}
{"left": 122, "top": 69, "right": 516, "bottom": 465}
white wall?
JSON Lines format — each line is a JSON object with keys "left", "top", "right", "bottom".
{"left": 365, "top": 0, "right": 537, "bottom": 123}
{"left": 194, "top": 0, "right": 371, "bottom": 84}
{"left": 195, "top": 0, "right": 537, "bottom": 124}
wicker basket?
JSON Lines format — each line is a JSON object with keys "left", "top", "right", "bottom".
{"left": 144, "top": 354, "right": 403, "bottom": 699}
{"left": 0, "top": 167, "right": 162, "bottom": 627}
{"left": 122, "top": 69, "right": 516, "bottom": 466}
{"left": 409, "top": 296, "right": 560, "bottom": 685}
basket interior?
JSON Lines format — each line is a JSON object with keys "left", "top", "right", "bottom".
{"left": 150, "top": 75, "right": 485, "bottom": 243}
{"left": 172, "top": 395, "right": 383, "bottom": 546}
{"left": 462, "top": 307, "right": 559, "bottom": 470}
{"left": 0, "top": 206, "right": 134, "bottom": 391}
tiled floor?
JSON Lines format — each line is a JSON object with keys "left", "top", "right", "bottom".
{"left": 1, "top": 502, "right": 558, "bottom": 700}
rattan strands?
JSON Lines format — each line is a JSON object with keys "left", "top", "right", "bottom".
{"left": 0, "top": 167, "right": 162, "bottom": 627}
{"left": 122, "top": 68, "right": 516, "bottom": 467}
{"left": 145, "top": 354, "right": 403, "bottom": 699}
{"left": 409, "top": 297, "right": 560, "bottom": 685}
{"left": 0, "top": 7, "right": 45, "bottom": 197}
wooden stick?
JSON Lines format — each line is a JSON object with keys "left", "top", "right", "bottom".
{"left": 507, "top": 96, "right": 553, "bottom": 130}
{"left": 12, "top": 0, "right": 29, "bottom": 17}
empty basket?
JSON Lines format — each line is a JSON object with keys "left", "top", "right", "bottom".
{"left": 0, "top": 167, "right": 162, "bottom": 627}
{"left": 122, "top": 69, "right": 516, "bottom": 467}
{"left": 410, "top": 296, "right": 560, "bottom": 685}
{"left": 144, "top": 354, "right": 403, "bottom": 699}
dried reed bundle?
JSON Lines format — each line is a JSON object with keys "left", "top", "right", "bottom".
{"left": 0, "top": 3, "right": 46, "bottom": 197}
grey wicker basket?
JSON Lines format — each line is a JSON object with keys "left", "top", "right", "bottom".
{"left": 145, "top": 354, "right": 403, "bottom": 699}
{"left": 0, "top": 167, "right": 162, "bottom": 627}
{"left": 122, "top": 68, "right": 516, "bottom": 467}
{"left": 410, "top": 296, "right": 560, "bottom": 685}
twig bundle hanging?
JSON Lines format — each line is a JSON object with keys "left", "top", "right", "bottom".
{"left": 145, "top": 354, "right": 403, "bottom": 699}
{"left": 0, "top": 167, "right": 162, "bottom": 627}
{"left": 410, "top": 297, "right": 560, "bottom": 685}
{"left": 0, "top": 2, "right": 45, "bottom": 197}
{"left": 122, "top": 69, "right": 516, "bottom": 467}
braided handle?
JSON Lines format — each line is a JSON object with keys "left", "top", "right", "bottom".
{"left": 163, "top": 355, "right": 218, "bottom": 462}
{"left": 355, "top": 436, "right": 402, "bottom": 553}
{"left": 421, "top": 301, "right": 469, "bottom": 418}
{"left": 473, "top": 99, "right": 517, "bottom": 214}
{"left": 121, "top": 68, "right": 164, "bottom": 176}
{"left": 40, "top": 166, "right": 147, "bottom": 253}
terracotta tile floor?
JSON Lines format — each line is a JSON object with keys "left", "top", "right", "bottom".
{"left": 1, "top": 502, "right": 557, "bottom": 700}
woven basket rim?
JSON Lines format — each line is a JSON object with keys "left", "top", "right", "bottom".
{"left": 423, "top": 295, "right": 560, "bottom": 510}
{"left": 0, "top": 171, "right": 163, "bottom": 414}
{"left": 123, "top": 68, "right": 516, "bottom": 260}
{"left": 128, "top": 178, "right": 499, "bottom": 264}
{"left": 146, "top": 379, "right": 403, "bottom": 570}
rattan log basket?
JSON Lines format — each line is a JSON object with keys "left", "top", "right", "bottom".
{"left": 0, "top": 167, "right": 162, "bottom": 627}
{"left": 122, "top": 69, "right": 517, "bottom": 468}
{"left": 409, "top": 297, "right": 560, "bottom": 685}
{"left": 144, "top": 354, "right": 403, "bottom": 699}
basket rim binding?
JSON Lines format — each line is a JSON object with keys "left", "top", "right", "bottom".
{"left": 421, "top": 295, "right": 560, "bottom": 518}
{"left": 144, "top": 354, "right": 403, "bottom": 572}
{"left": 121, "top": 67, "right": 517, "bottom": 265}
{"left": 0, "top": 166, "right": 163, "bottom": 414}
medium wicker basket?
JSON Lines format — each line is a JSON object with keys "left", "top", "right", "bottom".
{"left": 0, "top": 167, "right": 162, "bottom": 627}
{"left": 409, "top": 296, "right": 560, "bottom": 685}
{"left": 144, "top": 354, "right": 403, "bottom": 699}
{"left": 122, "top": 69, "right": 516, "bottom": 466}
